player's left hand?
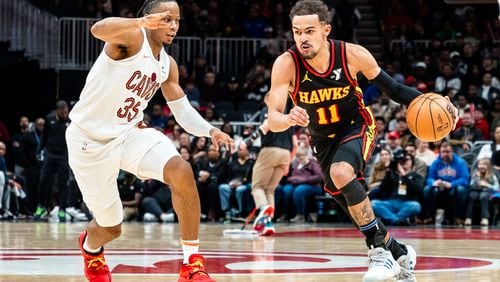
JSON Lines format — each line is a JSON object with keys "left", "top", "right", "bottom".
{"left": 444, "top": 96, "right": 459, "bottom": 130}
{"left": 210, "top": 128, "right": 235, "bottom": 153}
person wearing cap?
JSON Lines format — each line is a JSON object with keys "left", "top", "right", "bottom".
{"left": 33, "top": 100, "right": 71, "bottom": 222}
{"left": 386, "top": 131, "right": 403, "bottom": 156}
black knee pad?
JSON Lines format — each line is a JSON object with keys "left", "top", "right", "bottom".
{"left": 340, "top": 178, "right": 367, "bottom": 206}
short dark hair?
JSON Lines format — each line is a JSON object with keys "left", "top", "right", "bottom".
{"left": 137, "top": 0, "right": 177, "bottom": 17}
{"left": 289, "top": 0, "right": 331, "bottom": 23}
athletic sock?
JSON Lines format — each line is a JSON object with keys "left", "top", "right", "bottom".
{"left": 83, "top": 237, "right": 103, "bottom": 254}
{"left": 360, "top": 218, "right": 386, "bottom": 248}
{"left": 181, "top": 239, "right": 200, "bottom": 264}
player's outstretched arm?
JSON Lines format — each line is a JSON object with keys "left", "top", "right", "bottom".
{"left": 268, "top": 53, "right": 309, "bottom": 132}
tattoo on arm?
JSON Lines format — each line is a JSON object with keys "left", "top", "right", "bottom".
{"left": 348, "top": 199, "right": 375, "bottom": 226}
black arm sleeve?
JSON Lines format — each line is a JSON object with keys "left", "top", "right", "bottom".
{"left": 369, "top": 70, "right": 421, "bottom": 106}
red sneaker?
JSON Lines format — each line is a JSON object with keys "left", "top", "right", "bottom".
{"left": 178, "top": 254, "right": 216, "bottom": 282}
{"left": 78, "top": 231, "right": 111, "bottom": 282}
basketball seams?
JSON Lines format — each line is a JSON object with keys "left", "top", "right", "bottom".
{"left": 428, "top": 94, "right": 453, "bottom": 131}
{"left": 406, "top": 93, "right": 453, "bottom": 142}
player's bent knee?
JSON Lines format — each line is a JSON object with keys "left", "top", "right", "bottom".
{"left": 330, "top": 162, "right": 355, "bottom": 187}
{"left": 164, "top": 157, "right": 195, "bottom": 186}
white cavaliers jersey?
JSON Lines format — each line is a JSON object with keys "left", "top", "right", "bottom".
{"left": 69, "top": 28, "right": 170, "bottom": 139}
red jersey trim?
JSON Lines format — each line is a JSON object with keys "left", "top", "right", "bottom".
{"left": 341, "top": 42, "right": 357, "bottom": 86}
{"left": 287, "top": 50, "right": 300, "bottom": 106}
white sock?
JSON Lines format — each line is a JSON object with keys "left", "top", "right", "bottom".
{"left": 83, "top": 237, "right": 102, "bottom": 254}
{"left": 180, "top": 239, "right": 199, "bottom": 264}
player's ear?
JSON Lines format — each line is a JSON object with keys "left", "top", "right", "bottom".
{"left": 324, "top": 23, "right": 331, "bottom": 36}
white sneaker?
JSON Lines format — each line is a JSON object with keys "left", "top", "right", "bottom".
{"left": 143, "top": 212, "right": 157, "bottom": 222}
{"left": 435, "top": 209, "right": 444, "bottom": 226}
{"left": 363, "top": 247, "right": 401, "bottom": 282}
{"left": 160, "top": 212, "right": 174, "bottom": 222}
{"left": 396, "top": 244, "right": 417, "bottom": 282}
{"left": 66, "top": 207, "right": 88, "bottom": 221}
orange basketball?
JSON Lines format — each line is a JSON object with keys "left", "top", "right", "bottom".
{"left": 406, "top": 93, "right": 455, "bottom": 142}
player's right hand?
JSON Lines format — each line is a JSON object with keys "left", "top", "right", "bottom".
{"left": 138, "top": 12, "right": 172, "bottom": 29}
{"left": 287, "top": 106, "right": 309, "bottom": 127}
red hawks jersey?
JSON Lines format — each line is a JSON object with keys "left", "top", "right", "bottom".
{"left": 70, "top": 28, "right": 170, "bottom": 139}
{"left": 287, "top": 40, "right": 374, "bottom": 140}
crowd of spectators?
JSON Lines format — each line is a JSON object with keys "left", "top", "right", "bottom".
{"left": 2, "top": 1, "right": 498, "bottom": 226}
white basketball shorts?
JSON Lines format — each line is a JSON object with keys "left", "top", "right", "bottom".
{"left": 66, "top": 123, "right": 179, "bottom": 226}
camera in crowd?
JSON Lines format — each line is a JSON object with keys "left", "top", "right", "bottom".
{"left": 389, "top": 149, "right": 408, "bottom": 170}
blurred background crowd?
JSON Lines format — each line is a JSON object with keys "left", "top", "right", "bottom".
{"left": 0, "top": 0, "right": 499, "bottom": 228}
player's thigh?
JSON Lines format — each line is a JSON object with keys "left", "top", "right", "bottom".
{"left": 121, "top": 127, "right": 180, "bottom": 182}
{"left": 332, "top": 138, "right": 365, "bottom": 174}
{"left": 66, "top": 124, "right": 122, "bottom": 211}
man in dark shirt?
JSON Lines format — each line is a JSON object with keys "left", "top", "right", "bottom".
{"left": 34, "top": 100, "right": 71, "bottom": 221}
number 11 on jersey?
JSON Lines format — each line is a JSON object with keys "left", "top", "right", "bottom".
{"left": 316, "top": 104, "right": 340, "bottom": 125}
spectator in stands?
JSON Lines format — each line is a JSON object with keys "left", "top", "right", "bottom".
{"left": 385, "top": 131, "right": 403, "bottom": 155}
{"left": 141, "top": 179, "right": 174, "bottom": 223}
{"left": 179, "top": 145, "right": 196, "bottom": 173}
{"left": 478, "top": 72, "right": 500, "bottom": 104}
{"left": 149, "top": 103, "right": 168, "bottom": 131}
{"left": 404, "top": 142, "right": 427, "bottom": 180}
{"left": 241, "top": 4, "right": 270, "bottom": 38}
{"left": 394, "top": 117, "right": 413, "bottom": 149}
{"left": 473, "top": 107, "right": 490, "bottom": 140}
{"left": 477, "top": 124, "right": 500, "bottom": 161}
{"left": 489, "top": 98, "right": 500, "bottom": 127}
{"left": 195, "top": 144, "right": 227, "bottom": 221}
{"left": 297, "top": 130, "right": 314, "bottom": 160}
{"left": 220, "top": 76, "right": 244, "bottom": 109}
{"left": 423, "top": 142, "right": 470, "bottom": 226}
{"left": 200, "top": 71, "right": 223, "bottom": 106}
{"left": 118, "top": 171, "right": 144, "bottom": 222}
{"left": 414, "top": 139, "right": 437, "bottom": 167}
{"left": 373, "top": 116, "right": 388, "bottom": 156}
{"left": 367, "top": 148, "right": 391, "bottom": 194}
{"left": 279, "top": 146, "right": 324, "bottom": 223}
{"left": 10, "top": 116, "right": 30, "bottom": 175}
{"left": 18, "top": 117, "right": 44, "bottom": 214}
{"left": 465, "top": 158, "right": 499, "bottom": 226}
{"left": 190, "top": 136, "right": 208, "bottom": 164}
{"left": 183, "top": 78, "right": 201, "bottom": 110}
{"left": 371, "top": 152, "right": 423, "bottom": 226}
{"left": 370, "top": 92, "right": 399, "bottom": 123}
{"left": 434, "top": 63, "right": 462, "bottom": 96}
{"left": 449, "top": 111, "right": 483, "bottom": 154}
{"left": 466, "top": 83, "right": 490, "bottom": 111}
{"left": 454, "top": 92, "right": 475, "bottom": 119}
{"left": 219, "top": 145, "right": 255, "bottom": 219}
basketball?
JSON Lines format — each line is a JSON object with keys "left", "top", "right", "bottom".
{"left": 406, "top": 93, "right": 455, "bottom": 142}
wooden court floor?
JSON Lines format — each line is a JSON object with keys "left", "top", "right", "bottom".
{"left": 1, "top": 221, "right": 499, "bottom": 281}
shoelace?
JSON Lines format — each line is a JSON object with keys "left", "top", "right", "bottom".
{"left": 87, "top": 257, "right": 107, "bottom": 271}
{"left": 187, "top": 260, "right": 209, "bottom": 279}
{"left": 367, "top": 250, "right": 389, "bottom": 267}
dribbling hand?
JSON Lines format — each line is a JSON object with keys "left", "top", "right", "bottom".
{"left": 138, "top": 12, "right": 172, "bottom": 29}
{"left": 287, "top": 106, "right": 309, "bottom": 127}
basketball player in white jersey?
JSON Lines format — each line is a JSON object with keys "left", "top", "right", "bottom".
{"left": 66, "top": 1, "right": 231, "bottom": 281}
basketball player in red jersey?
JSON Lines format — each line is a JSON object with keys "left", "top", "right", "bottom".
{"left": 267, "top": 1, "right": 458, "bottom": 281}
{"left": 66, "top": 1, "right": 232, "bottom": 281}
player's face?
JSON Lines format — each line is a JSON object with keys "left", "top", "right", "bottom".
{"left": 150, "top": 2, "right": 180, "bottom": 45}
{"left": 291, "top": 15, "right": 330, "bottom": 59}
